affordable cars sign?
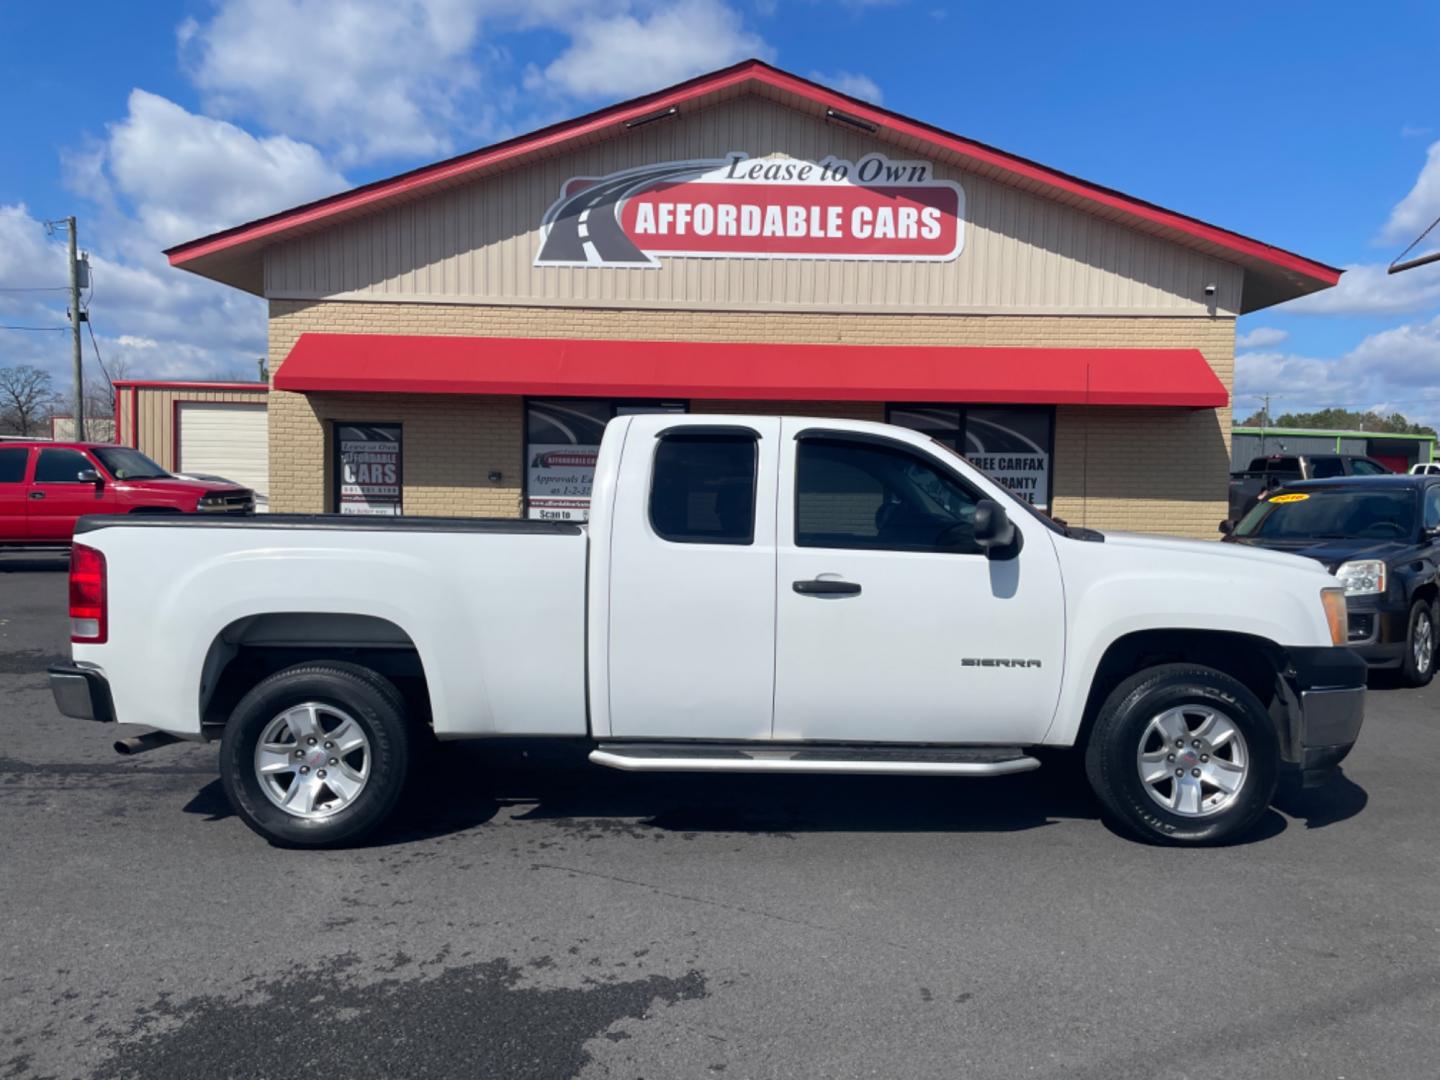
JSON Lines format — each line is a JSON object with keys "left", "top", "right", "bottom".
{"left": 535, "top": 152, "right": 964, "bottom": 268}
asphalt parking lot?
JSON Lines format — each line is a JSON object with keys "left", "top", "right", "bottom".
{"left": 2, "top": 551, "right": 1438, "bottom": 1080}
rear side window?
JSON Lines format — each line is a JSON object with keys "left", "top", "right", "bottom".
{"left": 33, "top": 448, "right": 94, "bottom": 483}
{"left": 649, "top": 433, "right": 757, "bottom": 545}
{"left": 0, "top": 448, "right": 28, "bottom": 483}
{"left": 1310, "top": 458, "right": 1344, "bottom": 478}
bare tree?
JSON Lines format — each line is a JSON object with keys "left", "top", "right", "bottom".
{"left": 0, "top": 365, "right": 58, "bottom": 436}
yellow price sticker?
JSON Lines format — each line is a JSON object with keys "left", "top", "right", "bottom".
{"left": 1269, "top": 492, "right": 1310, "bottom": 504}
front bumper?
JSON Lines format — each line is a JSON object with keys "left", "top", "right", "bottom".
{"left": 1277, "top": 646, "right": 1366, "bottom": 787}
{"left": 1345, "top": 596, "right": 1410, "bottom": 668}
{"left": 48, "top": 663, "right": 115, "bottom": 724}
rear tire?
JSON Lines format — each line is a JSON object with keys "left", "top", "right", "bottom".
{"left": 1400, "top": 599, "right": 1436, "bottom": 688}
{"left": 1084, "top": 664, "right": 1278, "bottom": 845}
{"left": 220, "top": 662, "right": 411, "bottom": 848}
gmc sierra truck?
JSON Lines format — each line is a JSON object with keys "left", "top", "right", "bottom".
{"left": 49, "top": 415, "right": 1365, "bottom": 848}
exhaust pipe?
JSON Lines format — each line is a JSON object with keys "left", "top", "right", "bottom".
{"left": 114, "top": 730, "right": 182, "bottom": 756}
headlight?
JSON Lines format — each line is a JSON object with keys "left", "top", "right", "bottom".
{"left": 1320, "top": 587, "right": 1348, "bottom": 646}
{"left": 1335, "top": 559, "right": 1386, "bottom": 596}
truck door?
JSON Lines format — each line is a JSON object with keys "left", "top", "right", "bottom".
{"left": 0, "top": 446, "right": 32, "bottom": 540}
{"left": 772, "top": 423, "right": 1065, "bottom": 745}
{"left": 26, "top": 447, "right": 115, "bottom": 542}
{"left": 602, "top": 416, "right": 780, "bottom": 740}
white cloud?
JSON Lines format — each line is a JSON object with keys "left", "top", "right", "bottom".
{"left": 1280, "top": 262, "right": 1440, "bottom": 317}
{"left": 7, "top": 0, "right": 781, "bottom": 389}
{"left": 1235, "top": 314, "right": 1440, "bottom": 427}
{"left": 1235, "top": 326, "right": 1289, "bottom": 349}
{"left": 0, "top": 205, "right": 70, "bottom": 295}
{"left": 809, "top": 69, "right": 883, "bottom": 104}
{"left": 180, "top": 0, "right": 777, "bottom": 161}
{"left": 179, "top": 0, "right": 493, "bottom": 166}
{"left": 539, "top": 0, "right": 771, "bottom": 99}
{"left": 1380, "top": 139, "right": 1440, "bottom": 248}
{"left": 0, "top": 199, "right": 266, "bottom": 389}
{"left": 106, "top": 90, "right": 347, "bottom": 249}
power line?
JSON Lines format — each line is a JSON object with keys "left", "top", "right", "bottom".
{"left": 1389, "top": 211, "right": 1440, "bottom": 275}
{"left": 0, "top": 324, "right": 67, "bottom": 332}
{"left": 0, "top": 285, "right": 69, "bottom": 292}
{"left": 84, "top": 318, "right": 112, "bottom": 388}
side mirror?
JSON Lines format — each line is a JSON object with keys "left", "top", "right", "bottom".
{"left": 1218, "top": 520, "right": 1233, "bottom": 535}
{"left": 77, "top": 469, "right": 102, "bottom": 485}
{"left": 973, "top": 499, "right": 1018, "bottom": 557}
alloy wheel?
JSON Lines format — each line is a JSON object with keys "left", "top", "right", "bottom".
{"left": 1136, "top": 705, "right": 1249, "bottom": 818}
{"left": 254, "top": 702, "right": 371, "bottom": 819}
{"left": 1415, "top": 609, "right": 1435, "bottom": 675}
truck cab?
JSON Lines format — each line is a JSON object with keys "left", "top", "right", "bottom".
{"left": 591, "top": 416, "right": 1066, "bottom": 745}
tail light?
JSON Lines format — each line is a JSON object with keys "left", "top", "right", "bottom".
{"left": 69, "top": 543, "right": 107, "bottom": 644}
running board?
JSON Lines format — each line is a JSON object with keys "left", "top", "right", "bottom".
{"left": 589, "top": 743, "right": 1041, "bottom": 777}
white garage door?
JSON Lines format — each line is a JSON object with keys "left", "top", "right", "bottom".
{"left": 177, "top": 402, "right": 269, "bottom": 496}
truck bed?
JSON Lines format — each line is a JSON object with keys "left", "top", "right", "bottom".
{"left": 70, "top": 513, "right": 590, "bottom": 740}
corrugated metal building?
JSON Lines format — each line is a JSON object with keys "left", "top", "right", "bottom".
{"left": 162, "top": 60, "right": 1340, "bottom": 536}
{"left": 112, "top": 380, "right": 270, "bottom": 496}
{"left": 1231, "top": 427, "right": 1437, "bottom": 473}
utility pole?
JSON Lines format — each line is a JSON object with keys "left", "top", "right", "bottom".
{"left": 1258, "top": 394, "right": 1270, "bottom": 456}
{"left": 65, "top": 216, "right": 85, "bottom": 441}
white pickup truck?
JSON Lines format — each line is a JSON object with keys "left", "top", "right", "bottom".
{"left": 50, "top": 414, "right": 1365, "bottom": 847}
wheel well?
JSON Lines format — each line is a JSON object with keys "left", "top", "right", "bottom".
{"left": 1076, "top": 630, "right": 1286, "bottom": 750}
{"left": 1413, "top": 580, "right": 1438, "bottom": 609}
{"left": 200, "top": 613, "right": 432, "bottom": 736}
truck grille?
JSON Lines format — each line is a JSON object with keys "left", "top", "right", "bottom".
{"left": 197, "top": 491, "right": 256, "bottom": 514}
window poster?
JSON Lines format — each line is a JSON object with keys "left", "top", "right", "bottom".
{"left": 335, "top": 423, "right": 402, "bottom": 516}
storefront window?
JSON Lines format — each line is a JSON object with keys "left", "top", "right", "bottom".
{"left": 334, "top": 423, "right": 403, "bottom": 515}
{"left": 887, "top": 404, "right": 1054, "bottom": 509}
{"left": 526, "top": 398, "right": 685, "bottom": 521}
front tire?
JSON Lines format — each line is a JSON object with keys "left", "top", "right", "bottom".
{"left": 220, "top": 662, "right": 411, "bottom": 848}
{"left": 1400, "top": 599, "right": 1436, "bottom": 688}
{"left": 1084, "top": 664, "right": 1278, "bottom": 845}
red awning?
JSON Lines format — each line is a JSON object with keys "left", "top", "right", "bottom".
{"left": 275, "top": 333, "right": 1228, "bottom": 408}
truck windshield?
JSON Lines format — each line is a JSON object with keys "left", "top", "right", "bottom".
{"left": 1235, "top": 488, "right": 1417, "bottom": 541}
{"left": 93, "top": 447, "right": 170, "bottom": 480}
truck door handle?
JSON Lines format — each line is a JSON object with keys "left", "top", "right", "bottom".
{"left": 28, "top": 492, "right": 44, "bottom": 500}
{"left": 793, "top": 579, "right": 861, "bottom": 597}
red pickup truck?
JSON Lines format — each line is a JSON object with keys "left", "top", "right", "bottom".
{"left": 0, "top": 441, "right": 253, "bottom": 545}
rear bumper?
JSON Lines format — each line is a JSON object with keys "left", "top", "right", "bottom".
{"left": 1279, "top": 647, "right": 1366, "bottom": 787}
{"left": 48, "top": 663, "right": 115, "bottom": 724}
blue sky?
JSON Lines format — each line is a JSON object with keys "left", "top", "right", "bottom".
{"left": 3, "top": 0, "right": 1439, "bottom": 422}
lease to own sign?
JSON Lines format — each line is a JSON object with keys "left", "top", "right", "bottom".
{"left": 535, "top": 152, "right": 965, "bottom": 268}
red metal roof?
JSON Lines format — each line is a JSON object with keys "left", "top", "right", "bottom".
{"left": 110, "top": 380, "right": 268, "bottom": 392}
{"left": 164, "top": 59, "right": 1339, "bottom": 308}
{"left": 274, "top": 334, "right": 1228, "bottom": 408}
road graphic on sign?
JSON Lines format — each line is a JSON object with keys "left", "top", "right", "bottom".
{"left": 535, "top": 161, "right": 727, "bottom": 267}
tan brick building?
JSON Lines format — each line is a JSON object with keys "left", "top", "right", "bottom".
{"left": 167, "top": 60, "right": 1338, "bottom": 537}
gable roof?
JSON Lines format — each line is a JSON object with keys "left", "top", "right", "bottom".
{"left": 166, "top": 59, "right": 1340, "bottom": 312}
